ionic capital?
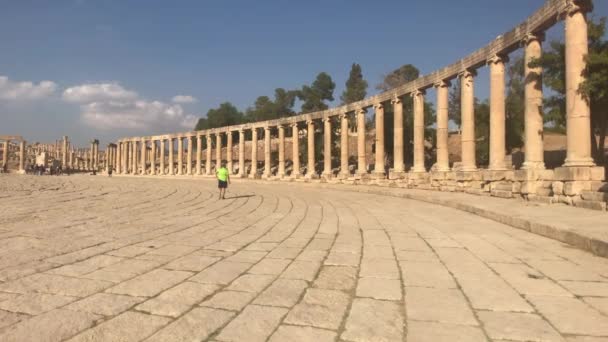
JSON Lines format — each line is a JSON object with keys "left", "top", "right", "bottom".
{"left": 373, "top": 102, "right": 384, "bottom": 111}
{"left": 522, "top": 32, "right": 545, "bottom": 46}
{"left": 322, "top": 116, "right": 331, "bottom": 123}
{"left": 487, "top": 53, "right": 509, "bottom": 65}
{"left": 410, "top": 89, "right": 426, "bottom": 98}
{"left": 458, "top": 69, "right": 477, "bottom": 80}
{"left": 356, "top": 108, "right": 366, "bottom": 116}
{"left": 390, "top": 96, "right": 402, "bottom": 105}
{"left": 290, "top": 122, "right": 299, "bottom": 129}
{"left": 339, "top": 112, "right": 349, "bottom": 120}
{"left": 434, "top": 80, "right": 451, "bottom": 89}
{"left": 561, "top": 0, "right": 593, "bottom": 18}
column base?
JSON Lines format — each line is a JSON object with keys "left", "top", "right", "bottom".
{"left": 521, "top": 161, "right": 545, "bottom": 170}
{"left": 563, "top": 158, "right": 595, "bottom": 168}
{"left": 337, "top": 172, "right": 351, "bottom": 180}
{"left": 371, "top": 171, "right": 386, "bottom": 179}
{"left": 305, "top": 173, "right": 319, "bottom": 180}
{"left": 389, "top": 170, "right": 407, "bottom": 180}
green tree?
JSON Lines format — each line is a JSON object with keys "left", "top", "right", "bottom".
{"left": 341, "top": 63, "right": 368, "bottom": 104}
{"left": 505, "top": 54, "right": 525, "bottom": 152}
{"left": 299, "top": 72, "right": 336, "bottom": 113}
{"left": 195, "top": 102, "right": 244, "bottom": 131}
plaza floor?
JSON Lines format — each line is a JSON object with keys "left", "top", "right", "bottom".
{"left": 0, "top": 174, "right": 607, "bottom": 341}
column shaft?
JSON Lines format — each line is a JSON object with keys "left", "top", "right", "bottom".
{"left": 206, "top": 135, "right": 212, "bottom": 175}
{"left": 393, "top": 98, "right": 405, "bottom": 172}
{"left": 523, "top": 33, "right": 545, "bottom": 169}
{"left": 412, "top": 90, "right": 426, "bottom": 173}
{"left": 278, "top": 125, "right": 285, "bottom": 177}
{"left": 251, "top": 129, "right": 258, "bottom": 176}
{"left": 216, "top": 133, "right": 222, "bottom": 170}
{"left": 292, "top": 124, "right": 300, "bottom": 177}
{"left": 19, "top": 140, "right": 25, "bottom": 172}
{"left": 489, "top": 55, "right": 508, "bottom": 170}
{"left": 340, "top": 113, "right": 349, "bottom": 177}
{"left": 160, "top": 139, "right": 165, "bottom": 175}
{"left": 264, "top": 127, "right": 271, "bottom": 177}
{"left": 227, "top": 132, "right": 233, "bottom": 174}
{"left": 323, "top": 118, "right": 332, "bottom": 177}
{"left": 187, "top": 136, "right": 193, "bottom": 175}
{"left": 357, "top": 108, "right": 367, "bottom": 174}
{"left": 307, "top": 119, "right": 316, "bottom": 177}
{"left": 374, "top": 103, "right": 385, "bottom": 174}
{"left": 177, "top": 137, "right": 183, "bottom": 175}
{"left": 460, "top": 70, "right": 477, "bottom": 171}
{"left": 238, "top": 130, "right": 245, "bottom": 177}
{"left": 150, "top": 140, "right": 156, "bottom": 175}
{"left": 435, "top": 81, "right": 451, "bottom": 171}
{"left": 168, "top": 138, "right": 174, "bottom": 175}
{"left": 141, "top": 139, "right": 147, "bottom": 175}
{"left": 196, "top": 135, "right": 202, "bottom": 175}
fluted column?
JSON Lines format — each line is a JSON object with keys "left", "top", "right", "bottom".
{"left": 187, "top": 136, "right": 193, "bottom": 175}
{"left": 177, "top": 136, "right": 183, "bottom": 175}
{"left": 412, "top": 90, "right": 426, "bottom": 173}
{"left": 563, "top": 1, "right": 595, "bottom": 167}
{"left": 392, "top": 98, "right": 405, "bottom": 173}
{"left": 522, "top": 33, "right": 545, "bottom": 170}
{"left": 340, "top": 113, "right": 349, "bottom": 177}
{"left": 227, "top": 131, "right": 233, "bottom": 174}
{"left": 18, "top": 140, "right": 25, "bottom": 172}
{"left": 150, "top": 140, "right": 156, "bottom": 175}
{"left": 356, "top": 108, "right": 367, "bottom": 174}
{"left": 278, "top": 125, "right": 285, "bottom": 177}
{"left": 140, "top": 138, "right": 147, "bottom": 174}
{"left": 488, "top": 54, "right": 508, "bottom": 170}
{"left": 291, "top": 123, "right": 300, "bottom": 177}
{"left": 251, "top": 128, "right": 258, "bottom": 176}
{"left": 323, "top": 117, "right": 332, "bottom": 177}
{"left": 159, "top": 139, "right": 165, "bottom": 175}
{"left": 307, "top": 118, "right": 316, "bottom": 178}
{"left": 374, "top": 103, "right": 385, "bottom": 175}
{"left": 216, "top": 133, "right": 222, "bottom": 170}
{"left": 238, "top": 129, "right": 245, "bottom": 177}
{"left": 206, "top": 134, "right": 212, "bottom": 175}
{"left": 263, "top": 126, "right": 271, "bottom": 178}
{"left": 460, "top": 70, "right": 477, "bottom": 171}
{"left": 196, "top": 134, "right": 202, "bottom": 175}
{"left": 435, "top": 81, "right": 451, "bottom": 172}
{"left": 168, "top": 137, "right": 175, "bottom": 175}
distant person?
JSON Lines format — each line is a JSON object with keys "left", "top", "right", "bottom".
{"left": 108, "top": 167, "right": 113, "bottom": 177}
{"left": 216, "top": 162, "right": 230, "bottom": 200}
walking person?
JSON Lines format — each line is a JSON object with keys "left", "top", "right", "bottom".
{"left": 216, "top": 161, "right": 230, "bottom": 200}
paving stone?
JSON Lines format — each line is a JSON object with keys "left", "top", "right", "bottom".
{"left": 395, "top": 250, "right": 438, "bottom": 261}
{"left": 64, "top": 293, "right": 144, "bottom": 316}
{"left": 341, "top": 298, "right": 404, "bottom": 342}
{"left": 200, "top": 290, "right": 256, "bottom": 311}
{"left": 313, "top": 265, "right": 357, "bottom": 290}
{"left": 478, "top": 311, "right": 565, "bottom": 342}
{"left": 284, "top": 288, "right": 350, "bottom": 330}
{"left": 100, "top": 258, "right": 161, "bottom": 274}
{"left": 165, "top": 254, "right": 220, "bottom": 272}
{"left": 0, "top": 308, "right": 101, "bottom": 342}
{"left": 559, "top": 280, "right": 608, "bottom": 297}
{"left": 268, "top": 325, "right": 337, "bottom": 342}
{"left": 356, "top": 277, "right": 401, "bottom": 300}
{"left": 280, "top": 260, "right": 321, "bottom": 281}
{"left": 528, "top": 295, "right": 608, "bottom": 336}
{"left": 0, "top": 309, "right": 28, "bottom": 330}
{"left": 227, "top": 274, "right": 275, "bottom": 293}
{"left": 248, "top": 258, "right": 291, "bottom": 275}
{"left": 225, "top": 250, "right": 267, "bottom": 263}
{"left": 267, "top": 247, "right": 302, "bottom": 259}
{"left": 0, "top": 273, "right": 112, "bottom": 297}
{"left": 136, "top": 281, "right": 219, "bottom": 317}
{"left": 360, "top": 258, "right": 399, "bottom": 279}
{"left": 583, "top": 297, "right": 608, "bottom": 315}
{"left": 295, "top": 249, "right": 327, "bottom": 262}
{"left": 216, "top": 305, "right": 288, "bottom": 342}
{"left": 145, "top": 307, "right": 234, "bottom": 342}
{"left": 66, "top": 311, "right": 171, "bottom": 342}
{"left": 0, "top": 292, "right": 77, "bottom": 315}
{"left": 407, "top": 321, "right": 487, "bottom": 342}
{"left": 400, "top": 260, "right": 457, "bottom": 288}
{"left": 324, "top": 251, "right": 360, "bottom": 266}
{"left": 527, "top": 260, "right": 605, "bottom": 282}
{"left": 405, "top": 287, "right": 478, "bottom": 325}
{"left": 106, "top": 269, "right": 192, "bottom": 297}
{"left": 189, "top": 261, "right": 251, "bottom": 285}
{"left": 489, "top": 262, "right": 573, "bottom": 297}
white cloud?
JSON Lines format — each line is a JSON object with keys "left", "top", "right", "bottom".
{"left": 0, "top": 76, "right": 57, "bottom": 100}
{"left": 172, "top": 95, "right": 197, "bottom": 104}
{"left": 62, "top": 83, "right": 137, "bottom": 103}
{"left": 66, "top": 82, "right": 199, "bottom": 131}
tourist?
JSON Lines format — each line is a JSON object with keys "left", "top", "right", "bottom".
{"left": 216, "top": 161, "right": 230, "bottom": 200}
{"left": 108, "top": 167, "right": 113, "bottom": 177}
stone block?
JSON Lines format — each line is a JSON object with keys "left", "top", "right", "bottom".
{"left": 513, "top": 169, "right": 540, "bottom": 182}
{"left": 536, "top": 187, "right": 553, "bottom": 197}
{"left": 591, "top": 181, "right": 608, "bottom": 193}
{"left": 554, "top": 166, "right": 594, "bottom": 181}
{"left": 591, "top": 166, "right": 606, "bottom": 181}
{"left": 581, "top": 191, "right": 608, "bottom": 202}
{"left": 527, "top": 194, "right": 553, "bottom": 204}
{"left": 558, "top": 195, "right": 573, "bottom": 205}
{"left": 491, "top": 190, "right": 512, "bottom": 198}
{"left": 564, "top": 181, "right": 591, "bottom": 196}
{"left": 512, "top": 182, "right": 521, "bottom": 194}
{"left": 493, "top": 181, "right": 513, "bottom": 192}
{"left": 573, "top": 199, "right": 607, "bottom": 211}
{"left": 520, "top": 181, "right": 537, "bottom": 195}
{"left": 552, "top": 181, "right": 564, "bottom": 195}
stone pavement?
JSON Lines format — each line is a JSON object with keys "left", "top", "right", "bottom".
{"left": 0, "top": 175, "right": 608, "bottom": 341}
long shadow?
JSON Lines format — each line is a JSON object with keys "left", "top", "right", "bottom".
{"left": 224, "top": 194, "right": 255, "bottom": 199}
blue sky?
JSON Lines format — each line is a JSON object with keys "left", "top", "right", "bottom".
{"left": 1, "top": 0, "right": 606, "bottom": 147}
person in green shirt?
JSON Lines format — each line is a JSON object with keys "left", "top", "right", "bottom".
{"left": 216, "top": 162, "right": 230, "bottom": 200}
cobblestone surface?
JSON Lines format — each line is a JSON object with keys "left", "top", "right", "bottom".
{"left": 1, "top": 175, "right": 607, "bottom": 341}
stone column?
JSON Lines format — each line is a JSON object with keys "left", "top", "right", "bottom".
{"left": 206, "top": 134, "right": 212, "bottom": 175}
{"left": 2, "top": 140, "right": 8, "bottom": 169}
{"left": 488, "top": 54, "right": 508, "bottom": 170}
{"left": 412, "top": 90, "right": 426, "bottom": 173}
{"left": 18, "top": 140, "right": 25, "bottom": 173}
{"left": 392, "top": 97, "right": 405, "bottom": 173}
{"left": 522, "top": 32, "right": 546, "bottom": 169}
{"left": 62, "top": 136, "right": 68, "bottom": 167}
{"left": 216, "top": 133, "right": 222, "bottom": 170}
{"left": 150, "top": 140, "right": 156, "bottom": 175}
{"left": 177, "top": 136, "right": 183, "bottom": 175}
{"left": 132, "top": 140, "right": 137, "bottom": 175}
{"left": 238, "top": 129, "right": 245, "bottom": 177}
{"left": 187, "top": 136, "right": 193, "bottom": 175}
{"left": 168, "top": 137, "right": 175, "bottom": 175}
{"left": 160, "top": 139, "right": 165, "bottom": 175}
{"left": 374, "top": 103, "right": 386, "bottom": 175}
{"left": 116, "top": 142, "right": 122, "bottom": 174}
{"left": 323, "top": 117, "right": 332, "bottom": 177}
{"left": 340, "top": 113, "right": 349, "bottom": 177}
{"left": 292, "top": 123, "right": 300, "bottom": 177}
{"left": 90, "top": 141, "right": 95, "bottom": 171}
{"left": 460, "top": 70, "right": 477, "bottom": 171}
{"left": 141, "top": 138, "right": 147, "bottom": 175}
{"left": 435, "top": 81, "right": 451, "bottom": 172}
{"left": 563, "top": 1, "right": 595, "bottom": 167}
{"left": 227, "top": 131, "right": 233, "bottom": 174}
{"left": 263, "top": 126, "right": 271, "bottom": 178}
{"left": 251, "top": 128, "right": 258, "bottom": 176}
{"left": 196, "top": 134, "right": 202, "bottom": 175}
{"left": 356, "top": 108, "right": 367, "bottom": 175}
{"left": 278, "top": 125, "right": 285, "bottom": 177}
{"left": 307, "top": 118, "right": 316, "bottom": 178}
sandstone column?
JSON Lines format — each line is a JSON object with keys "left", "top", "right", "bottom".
{"left": 90, "top": 141, "right": 95, "bottom": 171}
{"left": 460, "top": 70, "right": 477, "bottom": 171}
{"left": 216, "top": 133, "right": 222, "bottom": 170}
{"left": 356, "top": 108, "right": 367, "bottom": 175}
{"left": 177, "top": 136, "right": 183, "bottom": 175}
{"left": 435, "top": 81, "right": 451, "bottom": 171}
{"left": 374, "top": 103, "right": 386, "bottom": 176}
{"left": 62, "top": 136, "right": 68, "bottom": 167}
{"left": 206, "top": 134, "right": 212, "bottom": 175}
{"left": 150, "top": 140, "right": 156, "bottom": 175}
{"left": 141, "top": 138, "right": 147, "bottom": 175}
{"left": 238, "top": 129, "right": 245, "bottom": 177}
{"left": 168, "top": 137, "right": 175, "bottom": 175}
{"left": 160, "top": 139, "right": 165, "bottom": 175}
{"left": 251, "top": 128, "right": 258, "bottom": 176}
{"left": 339, "top": 113, "right": 349, "bottom": 177}
{"left": 522, "top": 32, "right": 545, "bottom": 169}
{"left": 116, "top": 142, "right": 122, "bottom": 174}
{"left": 196, "top": 134, "right": 202, "bottom": 175}
{"left": 563, "top": 1, "right": 595, "bottom": 167}
{"left": 278, "top": 125, "right": 285, "bottom": 177}
{"left": 2, "top": 140, "right": 8, "bottom": 169}
{"left": 227, "top": 131, "right": 233, "bottom": 174}
{"left": 187, "top": 136, "right": 193, "bottom": 175}
{"left": 488, "top": 54, "right": 508, "bottom": 170}
{"left": 392, "top": 97, "right": 405, "bottom": 173}
{"left": 307, "top": 118, "right": 316, "bottom": 178}
{"left": 18, "top": 140, "right": 25, "bottom": 172}
{"left": 323, "top": 117, "right": 332, "bottom": 178}
{"left": 263, "top": 126, "right": 271, "bottom": 178}
{"left": 412, "top": 90, "right": 426, "bottom": 173}
{"left": 132, "top": 140, "right": 137, "bottom": 175}
{"left": 292, "top": 123, "right": 300, "bottom": 177}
